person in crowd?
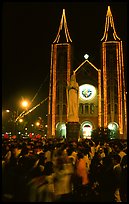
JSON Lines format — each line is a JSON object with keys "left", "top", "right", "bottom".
{"left": 54, "top": 156, "right": 74, "bottom": 202}
{"left": 36, "top": 161, "right": 56, "bottom": 202}
{"left": 73, "top": 151, "right": 89, "bottom": 201}
{"left": 2, "top": 143, "right": 22, "bottom": 201}
{"left": 2, "top": 136, "right": 127, "bottom": 202}
{"left": 118, "top": 143, "right": 127, "bottom": 161}
{"left": 112, "top": 154, "right": 122, "bottom": 202}
{"left": 66, "top": 146, "right": 77, "bottom": 166}
{"left": 82, "top": 146, "right": 91, "bottom": 173}
{"left": 98, "top": 155, "right": 117, "bottom": 202}
{"left": 119, "top": 154, "right": 127, "bottom": 202}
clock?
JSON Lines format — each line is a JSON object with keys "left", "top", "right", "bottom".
{"left": 79, "top": 84, "right": 96, "bottom": 101}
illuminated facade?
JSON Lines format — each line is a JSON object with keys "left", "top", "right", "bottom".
{"left": 75, "top": 60, "right": 102, "bottom": 135}
{"left": 47, "top": 7, "right": 127, "bottom": 139}
{"left": 101, "top": 6, "right": 127, "bottom": 139}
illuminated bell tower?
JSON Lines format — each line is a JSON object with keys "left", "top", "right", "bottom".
{"left": 47, "top": 9, "right": 73, "bottom": 137}
{"left": 101, "top": 6, "right": 127, "bottom": 139}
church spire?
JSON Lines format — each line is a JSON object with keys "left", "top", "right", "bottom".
{"left": 53, "top": 9, "right": 72, "bottom": 43}
{"left": 101, "top": 6, "right": 120, "bottom": 41}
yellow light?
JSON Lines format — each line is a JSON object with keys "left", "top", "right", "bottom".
{"left": 98, "top": 69, "right": 101, "bottom": 127}
{"left": 19, "top": 119, "right": 23, "bottom": 123}
{"left": 6, "top": 109, "right": 10, "bottom": 112}
{"left": 52, "top": 44, "right": 57, "bottom": 136}
{"left": 102, "top": 42, "right": 108, "bottom": 127}
{"left": 21, "top": 100, "right": 29, "bottom": 108}
{"left": 53, "top": 9, "right": 72, "bottom": 43}
{"left": 101, "top": 6, "right": 120, "bottom": 42}
{"left": 36, "top": 122, "right": 40, "bottom": 126}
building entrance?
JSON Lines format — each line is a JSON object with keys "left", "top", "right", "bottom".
{"left": 81, "top": 121, "right": 93, "bottom": 139}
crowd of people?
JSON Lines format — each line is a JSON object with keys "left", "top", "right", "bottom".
{"left": 2, "top": 136, "right": 127, "bottom": 202}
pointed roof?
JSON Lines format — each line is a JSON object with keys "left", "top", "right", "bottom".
{"left": 53, "top": 9, "right": 72, "bottom": 43}
{"left": 101, "top": 6, "right": 120, "bottom": 41}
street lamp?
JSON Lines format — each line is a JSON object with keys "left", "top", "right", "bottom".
{"left": 15, "top": 99, "right": 30, "bottom": 122}
{"left": 21, "top": 99, "right": 30, "bottom": 109}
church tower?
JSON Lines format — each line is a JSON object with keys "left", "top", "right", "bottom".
{"left": 47, "top": 9, "right": 73, "bottom": 137}
{"left": 101, "top": 6, "right": 127, "bottom": 139}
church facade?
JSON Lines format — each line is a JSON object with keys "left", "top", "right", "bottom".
{"left": 47, "top": 7, "right": 127, "bottom": 140}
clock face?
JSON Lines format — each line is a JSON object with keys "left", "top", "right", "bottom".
{"left": 79, "top": 84, "right": 96, "bottom": 101}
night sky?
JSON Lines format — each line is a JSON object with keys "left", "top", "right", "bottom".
{"left": 2, "top": 2, "right": 127, "bottom": 119}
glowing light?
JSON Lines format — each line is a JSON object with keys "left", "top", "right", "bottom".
{"left": 101, "top": 6, "right": 120, "bottom": 41}
{"left": 74, "top": 59, "right": 101, "bottom": 127}
{"left": 36, "top": 122, "right": 40, "bottom": 126}
{"left": 101, "top": 25, "right": 126, "bottom": 137}
{"left": 84, "top": 54, "right": 89, "bottom": 60}
{"left": 82, "top": 121, "right": 93, "bottom": 139}
{"left": 6, "top": 109, "right": 10, "bottom": 113}
{"left": 98, "top": 69, "right": 101, "bottom": 127}
{"left": 19, "top": 119, "right": 23, "bottom": 123}
{"left": 108, "top": 122, "right": 118, "bottom": 131}
{"left": 120, "top": 41, "right": 127, "bottom": 137}
{"left": 51, "top": 44, "right": 57, "bottom": 136}
{"left": 21, "top": 100, "right": 29, "bottom": 108}
{"left": 102, "top": 42, "right": 108, "bottom": 127}
{"left": 79, "top": 84, "right": 96, "bottom": 101}
{"left": 53, "top": 9, "right": 72, "bottom": 43}
{"left": 48, "top": 28, "right": 72, "bottom": 136}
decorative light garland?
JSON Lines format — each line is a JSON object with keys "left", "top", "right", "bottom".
{"left": 101, "top": 6, "right": 120, "bottom": 42}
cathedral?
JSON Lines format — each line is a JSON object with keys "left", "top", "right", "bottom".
{"left": 47, "top": 6, "right": 127, "bottom": 140}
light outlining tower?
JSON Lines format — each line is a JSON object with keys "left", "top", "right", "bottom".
{"left": 48, "top": 9, "right": 73, "bottom": 137}
{"left": 101, "top": 6, "right": 127, "bottom": 139}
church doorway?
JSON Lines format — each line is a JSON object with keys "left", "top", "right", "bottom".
{"left": 56, "top": 122, "right": 66, "bottom": 138}
{"left": 81, "top": 121, "right": 93, "bottom": 139}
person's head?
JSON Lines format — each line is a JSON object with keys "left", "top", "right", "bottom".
{"left": 102, "top": 155, "right": 113, "bottom": 168}
{"left": 20, "top": 146, "right": 29, "bottom": 156}
{"left": 120, "top": 154, "right": 127, "bottom": 169}
{"left": 112, "top": 154, "right": 121, "bottom": 165}
{"left": 77, "top": 152, "right": 84, "bottom": 159}
{"left": 67, "top": 148, "right": 73, "bottom": 156}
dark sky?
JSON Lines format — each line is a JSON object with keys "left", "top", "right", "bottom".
{"left": 2, "top": 2, "right": 127, "bottom": 118}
